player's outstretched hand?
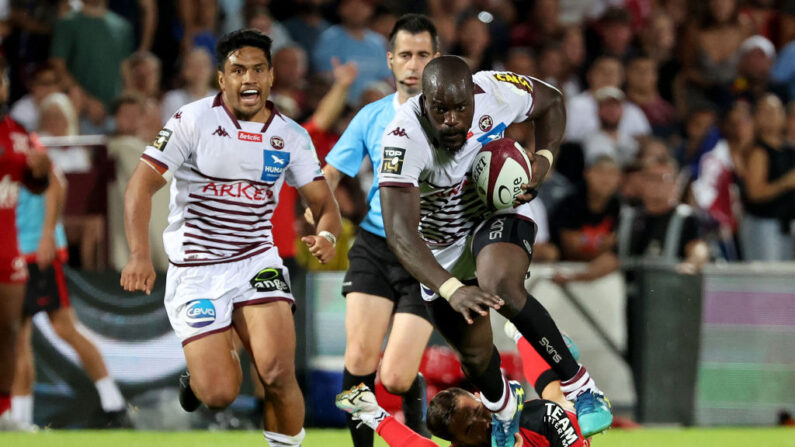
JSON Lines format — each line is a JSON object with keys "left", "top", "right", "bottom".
{"left": 302, "top": 235, "right": 335, "bottom": 264}
{"left": 121, "top": 254, "right": 156, "bottom": 295}
{"left": 449, "top": 286, "right": 504, "bottom": 324}
{"left": 514, "top": 151, "right": 551, "bottom": 206}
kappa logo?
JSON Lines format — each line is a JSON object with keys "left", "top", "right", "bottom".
{"left": 238, "top": 131, "right": 263, "bottom": 142}
{"left": 250, "top": 267, "right": 291, "bottom": 293}
{"left": 173, "top": 111, "right": 182, "bottom": 120}
{"left": 270, "top": 136, "right": 284, "bottom": 149}
{"left": 152, "top": 128, "right": 173, "bottom": 151}
{"left": 479, "top": 115, "right": 493, "bottom": 132}
{"left": 380, "top": 147, "right": 406, "bottom": 175}
{"left": 185, "top": 299, "right": 216, "bottom": 328}
{"left": 212, "top": 126, "right": 230, "bottom": 137}
{"left": 389, "top": 127, "right": 409, "bottom": 138}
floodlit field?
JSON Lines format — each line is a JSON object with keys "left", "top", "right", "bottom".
{"left": 1, "top": 428, "right": 794, "bottom": 447}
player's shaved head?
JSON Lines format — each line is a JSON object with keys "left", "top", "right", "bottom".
{"left": 421, "top": 56, "right": 475, "bottom": 154}
{"left": 422, "top": 56, "right": 474, "bottom": 97}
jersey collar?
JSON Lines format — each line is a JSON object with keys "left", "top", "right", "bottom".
{"left": 212, "top": 93, "right": 281, "bottom": 132}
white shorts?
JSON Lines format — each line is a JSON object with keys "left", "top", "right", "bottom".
{"left": 164, "top": 249, "right": 294, "bottom": 345}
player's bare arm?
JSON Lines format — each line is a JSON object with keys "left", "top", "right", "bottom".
{"left": 304, "top": 164, "right": 345, "bottom": 225}
{"left": 36, "top": 170, "right": 66, "bottom": 269}
{"left": 514, "top": 79, "right": 565, "bottom": 206}
{"left": 381, "top": 186, "right": 503, "bottom": 324}
{"left": 120, "top": 161, "right": 167, "bottom": 294}
{"left": 299, "top": 178, "right": 343, "bottom": 264}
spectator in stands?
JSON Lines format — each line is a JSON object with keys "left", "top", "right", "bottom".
{"left": 618, "top": 155, "right": 709, "bottom": 270}
{"left": 371, "top": 7, "right": 399, "bottom": 41}
{"left": 10, "top": 63, "right": 60, "bottom": 132}
{"left": 37, "top": 92, "right": 105, "bottom": 270}
{"left": 528, "top": 199, "right": 560, "bottom": 263}
{"left": 176, "top": 0, "right": 218, "bottom": 59}
{"left": 715, "top": 35, "right": 789, "bottom": 111}
{"left": 564, "top": 56, "right": 650, "bottom": 143}
{"left": 559, "top": 25, "right": 586, "bottom": 97}
{"left": 625, "top": 55, "right": 678, "bottom": 138}
{"left": 673, "top": 104, "right": 720, "bottom": 181}
{"left": 510, "top": 0, "right": 563, "bottom": 50}
{"left": 638, "top": 11, "right": 679, "bottom": 103}
{"left": 691, "top": 101, "right": 755, "bottom": 260}
{"left": 270, "top": 46, "right": 309, "bottom": 119}
{"left": 589, "top": 7, "right": 638, "bottom": 64}
{"left": 312, "top": 0, "right": 391, "bottom": 105}
{"left": 740, "top": 94, "right": 795, "bottom": 261}
{"left": 679, "top": 0, "right": 752, "bottom": 110}
{"left": 772, "top": 38, "right": 795, "bottom": 101}
{"left": 788, "top": 101, "right": 795, "bottom": 147}
{"left": 451, "top": 14, "right": 494, "bottom": 72}
{"left": 107, "top": 94, "right": 169, "bottom": 272}
{"left": 108, "top": 0, "right": 157, "bottom": 51}
{"left": 49, "top": 0, "right": 134, "bottom": 125}
{"left": 283, "top": 0, "right": 330, "bottom": 57}
{"left": 582, "top": 87, "right": 639, "bottom": 167}
{"left": 160, "top": 47, "right": 217, "bottom": 123}
{"left": 503, "top": 47, "right": 535, "bottom": 78}
{"left": 535, "top": 44, "right": 567, "bottom": 92}
{"left": 119, "top": 52, "right": 162, "bottom": 142}
{"left": 246, "top": 5, "right": 294, "bottom": 53}
{"left": 551, "top": 154, "right": 622, "bottom": 284}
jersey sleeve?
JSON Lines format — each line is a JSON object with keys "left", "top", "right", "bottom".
{"left": 474, "top": 71, "right": 537, "bottom": 123}
{"left": 325, "top": 108, "right": 370, "bottom": 177}
{"left": 285, "top": 128, "right": 324, "bottom": 188}
{"left": 141, "top": 110, "right": 196, "bottom": 175}
{"left": 377, "top": 115, "right": 429, "bottom": 188}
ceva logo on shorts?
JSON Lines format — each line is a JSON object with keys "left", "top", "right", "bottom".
{"left": 185, "top": 299, "right": 216, "bottom": 328}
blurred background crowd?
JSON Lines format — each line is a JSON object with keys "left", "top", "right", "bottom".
{"left": 2, "top": 0, "right": 795, "bottom": 273}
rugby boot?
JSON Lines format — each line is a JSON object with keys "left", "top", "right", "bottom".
{"left": 179, "top": 370, "right": 201, "bottom": 412}
{"left": 574, "top": 390, "right": 612, "bottom": 437}
{"left": 491, "top": 381, "right": 525, "bottom": 447}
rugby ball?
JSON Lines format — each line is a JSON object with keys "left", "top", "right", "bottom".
{"left": 471, "top": 138, "right": 532, "bottom": 210}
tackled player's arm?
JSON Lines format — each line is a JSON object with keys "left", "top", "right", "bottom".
{"left": 381, "top": 186, "right": 503, "bottom": 324}
{"left": 121, "top": 161, "right": 167, "bottom": 294}
{"left": 298, "top": 178, "right": 343, "bottom": 264}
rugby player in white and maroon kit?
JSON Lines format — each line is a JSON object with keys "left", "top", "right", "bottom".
{"left": 121, "top": 30, "right": 341, "bottom": 446}
{"left": 377, "top": 56, "right": 612, "bottom": 447}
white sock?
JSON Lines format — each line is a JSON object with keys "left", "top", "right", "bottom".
{"left": 11, "top": 395, "right": 33, "bottom": 425}
{"left": 95, "top": 377, "right": 126, "bottom": 412}
{"left": 264, "top": 428, "right": 306, "bottom": 446}
{"left": 559, "top": 366, "right": 601, "bottom": 401}
{"left": 479, "top": 375, "right": 517, "bottom": 421}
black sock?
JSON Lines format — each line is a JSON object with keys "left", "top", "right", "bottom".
{"left": 470, "top": 348, "right": 506, "bottom": 403}
{"left": 402, "top": 373, "right": 431, "bottom": 438}
{"left": 533, "top": 369, "right": 560, "bottom": 398}
{"left": 509, "top": 294, "right": 580, "bottom": 379}
{"left": 342, "top": 368, "right": 376, "bottom": 447}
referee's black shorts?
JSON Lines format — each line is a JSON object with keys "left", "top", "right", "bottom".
{"left": 342, "top": 228, "right": 430, "bottom": 321}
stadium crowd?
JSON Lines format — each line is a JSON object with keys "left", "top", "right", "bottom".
{"left": 3, "top": 0, "right": 795, "bottom": 270}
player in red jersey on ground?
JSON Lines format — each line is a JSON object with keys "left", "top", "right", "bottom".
{"left": 0, "top": 56, "right": 51, "bottom": 431}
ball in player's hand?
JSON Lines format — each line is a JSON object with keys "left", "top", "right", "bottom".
{"left": 471, "top": 138, "right": 532, "bottom": 210}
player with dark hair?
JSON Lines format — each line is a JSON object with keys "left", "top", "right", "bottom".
{"left": 377, "top": 56, "right": 612, "bottom": 446}
{"left": 121, "top": 29, "right": 342, "bottom": 445}
{"left": 0, "top": 56, "right": 51, "bottom": 431}
{"left": 310, "top": 13, "right": 440, "bottom": 445}
{"left": 337, "top": 325, "right": 588, "bottom": 447}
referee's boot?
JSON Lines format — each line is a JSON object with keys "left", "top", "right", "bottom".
{"left": 179, "top": 370, "right": 201, "bottom": 412}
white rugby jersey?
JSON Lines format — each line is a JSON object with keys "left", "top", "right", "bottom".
{"left": 142, "top": 94, "right": 323, "bottom": 266}
{"left": 378, "top": 71, "right": 538, "bottom": 247}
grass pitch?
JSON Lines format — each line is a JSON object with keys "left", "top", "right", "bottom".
{"left": 1, "top": 428, "right": 794, "bottom": 447}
